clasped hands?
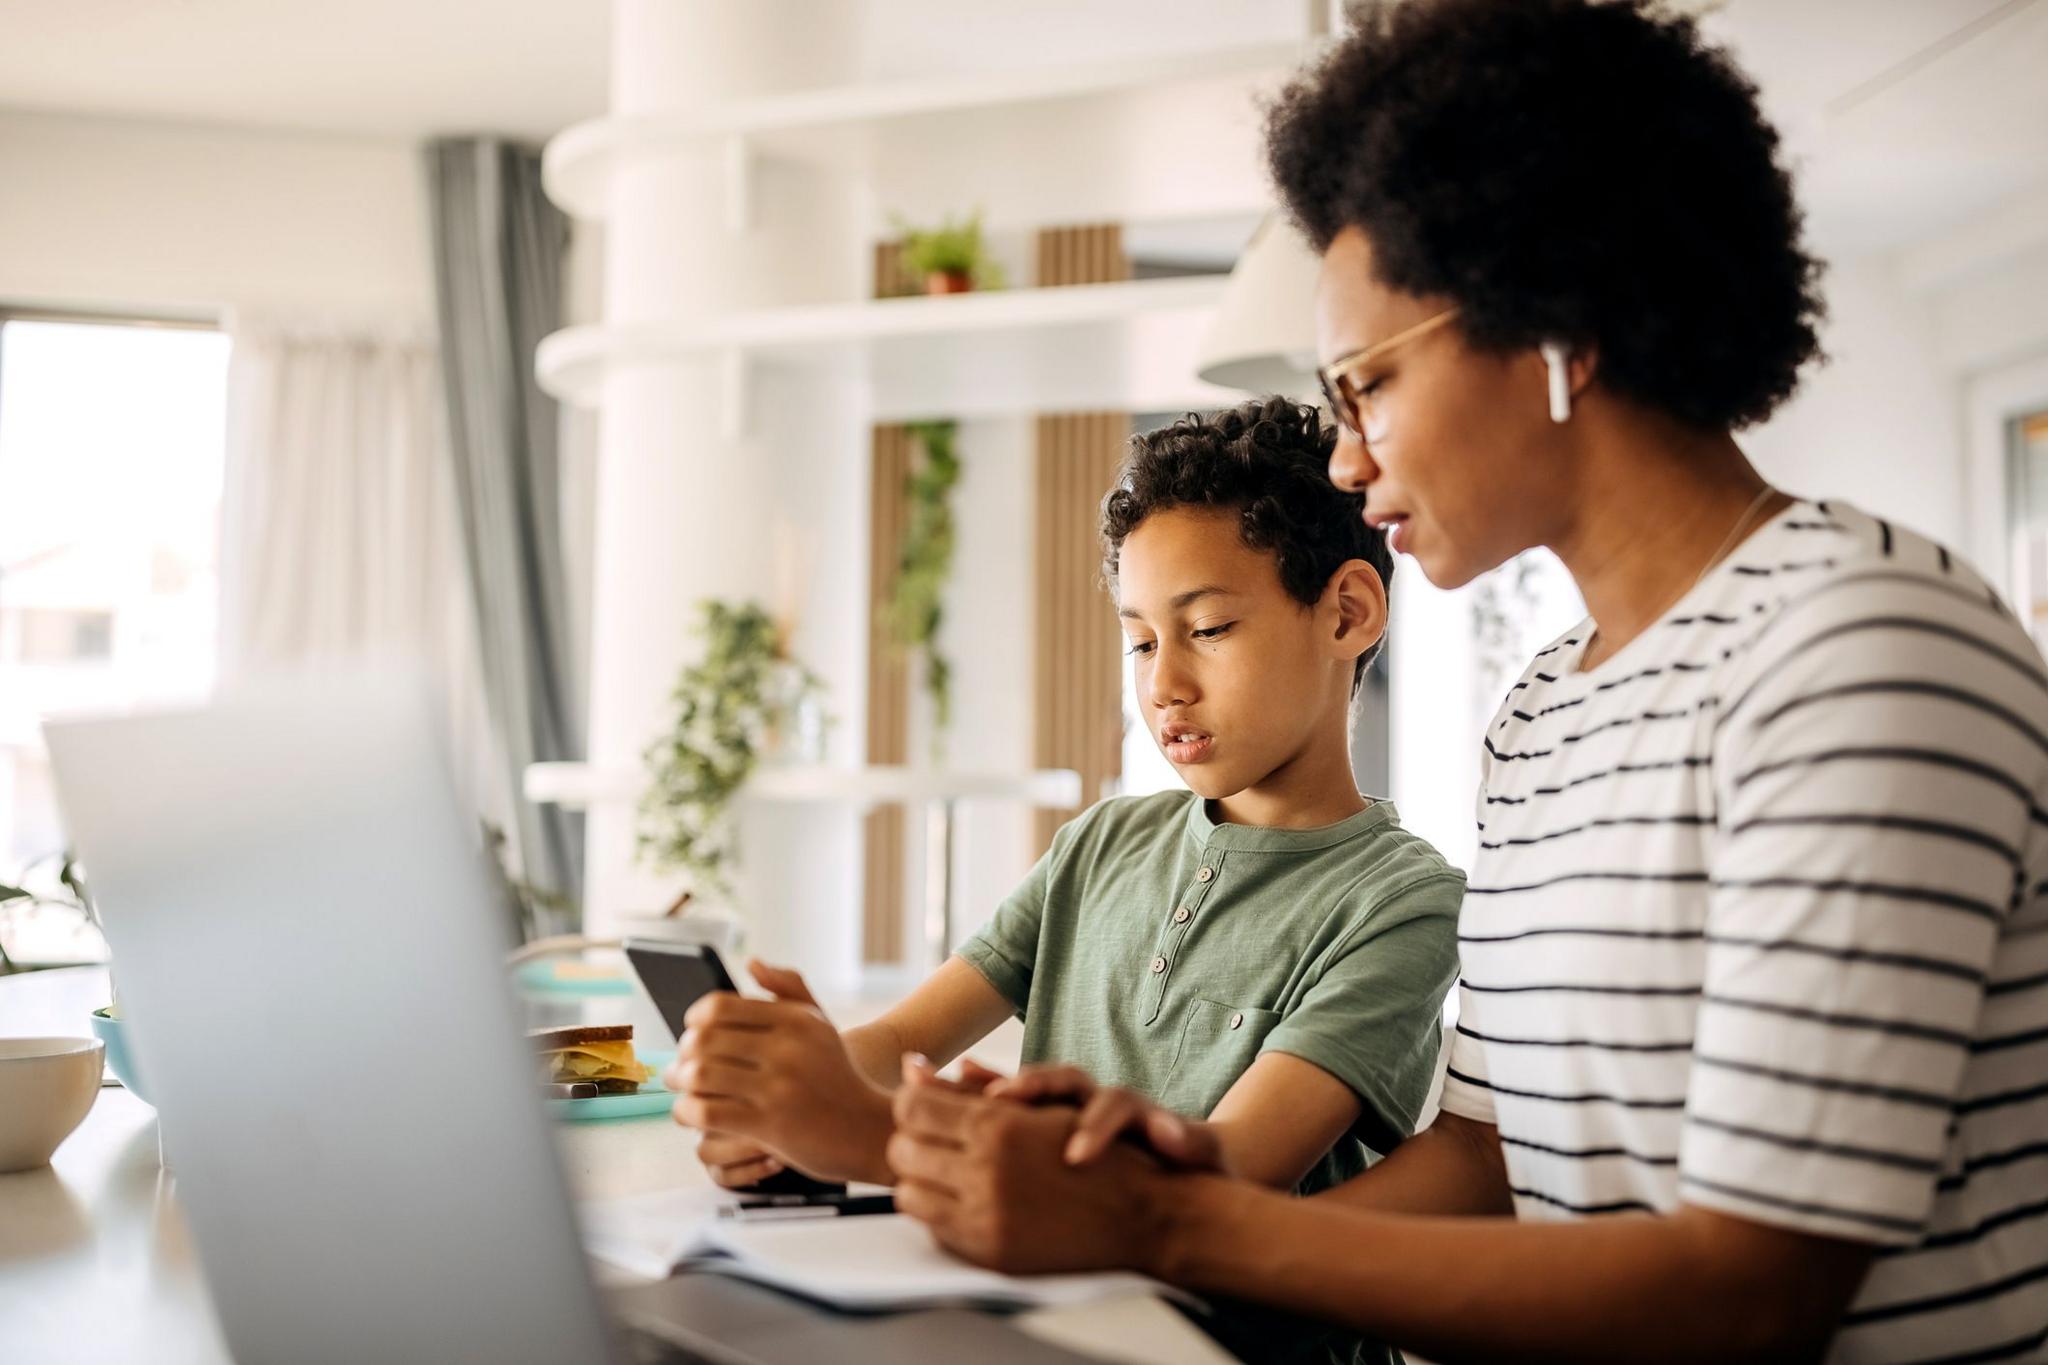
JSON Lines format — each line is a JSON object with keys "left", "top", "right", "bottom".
{"left": 887, "top": 1056, "right": 1227, "bottom": 1277}
{"left": 663, "top": 959, "right": 1220, "bottom": 1275}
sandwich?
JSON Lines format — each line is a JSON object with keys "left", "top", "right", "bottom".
{"left": 530, "top": 1023, "right": 651, "bottom": 1095}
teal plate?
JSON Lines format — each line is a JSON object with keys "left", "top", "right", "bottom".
{"left": 547, "top": 1049, "right": 676, "bottom": 1123}
{"left": 516, "top": 960, "right": 634, "bottom": 997}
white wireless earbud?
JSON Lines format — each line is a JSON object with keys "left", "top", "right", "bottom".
{"left": 1540, "top": 340, "right": 1572, "bottom": 424}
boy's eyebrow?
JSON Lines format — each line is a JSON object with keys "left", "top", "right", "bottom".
{"left": 1117, "top": 585, "right": 1238, "bottom": 620}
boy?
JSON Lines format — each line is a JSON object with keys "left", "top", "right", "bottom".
{"left": 668, "top": 397, "right": 1463, "bottom": 1358}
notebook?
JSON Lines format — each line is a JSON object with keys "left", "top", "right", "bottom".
{"left": 577, "top": 1186, "right": 1186, "bottom": 1312}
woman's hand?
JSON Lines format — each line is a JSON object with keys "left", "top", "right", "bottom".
{"left": 888, "top": 1056, "right": 1176, "bottom": 1276}
{"left": 987, "top": 1063, "right": 1230, "bottom": 1174}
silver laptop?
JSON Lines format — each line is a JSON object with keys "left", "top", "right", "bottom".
{"left": 46, "top": 669, "right": 1098, "bottom": 1365}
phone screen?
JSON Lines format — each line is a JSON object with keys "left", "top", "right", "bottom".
{"left": 624, "top": 941, "right": 739, "bottom": 1040}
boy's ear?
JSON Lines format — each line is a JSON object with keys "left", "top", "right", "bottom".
{"left": 1323, "top": 559, "right": 1388, "bottom": 666}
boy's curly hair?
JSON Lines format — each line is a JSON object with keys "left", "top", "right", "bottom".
{"left": 1266, "top": 0, "right": 1825, "bottom": 432}
{"left": 1101, "top": 396, "right": 1392, "bottom": 690}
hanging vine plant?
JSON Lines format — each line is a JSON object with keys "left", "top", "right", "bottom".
{"left": 638, "top": 600, "right": 827, "bottom": 903}
{"left": 888, "top": 419, "right": 962, "bottom": 752}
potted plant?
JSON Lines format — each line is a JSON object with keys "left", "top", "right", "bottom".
{"left": 894, "top": 211, "right": 1006, "bottom": 295}
{"left": 636, "top": 601, "right": 830, "bottom": 913}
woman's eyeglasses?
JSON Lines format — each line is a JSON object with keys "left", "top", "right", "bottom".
{"left": 1316, "top": 306, "right": 1461, "bottom": 440}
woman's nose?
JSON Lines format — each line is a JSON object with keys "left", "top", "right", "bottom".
{"left": 1328, "top": 427, "right": 1377, "bottom": 493}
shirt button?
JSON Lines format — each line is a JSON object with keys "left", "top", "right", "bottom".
{"left": 1172, "top": 906, "right": 1191, "bottom": 924}
{"left": 1196, "top": 867, "right": 1215, "bottom": 883}
{"left": 1150, "top": 956, "right": 1167, "bottom": 975}
{"left": 1230, "top": 1013, "right": 1245, "bottom": 1030}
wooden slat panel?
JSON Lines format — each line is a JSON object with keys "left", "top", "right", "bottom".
{"left": 1032, "top": 223, "right": 1131, "bottom": 292}
{"left": 863, "top": 424, "right": 912, "bottom": 962}
{"left": 1031, "top": 412, "right": 1127, "bottom": 854}
{"left": 1089, "top": 411, "right": 1123, "bottom": 784}
{"left": 858, "top": 234, "right": 933, "bottom": 963}
{"left": 1031, "top": 224, "right": 1132, "bottom": 856}
{"left": 873, "top": 239, "right": 914, "bottom": 299}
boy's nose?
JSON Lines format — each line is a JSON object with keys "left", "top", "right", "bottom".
{"left": 1329, "top": 427, "right": 1376, "bottom": 493}
{"left": 1147, "top": 649, "right": 1198, "bottom": 710}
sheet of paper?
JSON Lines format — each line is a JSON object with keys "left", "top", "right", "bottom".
{"left": 692, "top": 1211, "right": 1180, "bottom": 1311}
{"left": 578, "top": 1187, "right": 1179, "bottom": 1312}
{"left": 577, "top": 1185, "right": 730, "bottom": 1281}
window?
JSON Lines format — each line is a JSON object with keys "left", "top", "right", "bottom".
{"left": 0, "top": 313, "right": 230, "bottom": 964}
{"left": 16, "top": 608, "right": 116, "bottom": 663}
{"left": 2008, "top": 411, "right": 2048, "bottom": 654}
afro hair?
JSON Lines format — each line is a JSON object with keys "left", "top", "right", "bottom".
{"left": 1267, "top": 0, "right": 1826, "bottom": 432}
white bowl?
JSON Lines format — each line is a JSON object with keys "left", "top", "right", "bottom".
{"left": 0, "top": 1037, "right": 105, "bottom": 1173}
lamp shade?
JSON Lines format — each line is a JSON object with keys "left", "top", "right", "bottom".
{"left": 1194, "top": 214, "right": 1323, "bottom": 398}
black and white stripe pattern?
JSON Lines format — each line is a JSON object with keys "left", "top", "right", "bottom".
{"left": 1441, "top": 502, "right": 2048, "bottom": 1363}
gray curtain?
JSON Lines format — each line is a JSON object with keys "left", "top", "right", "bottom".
{"left": 425, "top": 138, "right": 583, "bottom": 913}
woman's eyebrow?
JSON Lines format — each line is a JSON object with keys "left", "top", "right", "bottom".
{"left": 1117, "top": 585, "right": 1237, "bottom": 620}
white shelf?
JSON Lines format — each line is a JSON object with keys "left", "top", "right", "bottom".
{"left": 544, "top": 42, "right": 1306, "bottom": 221}
{"left": 535, "top": 275, "right": 1242, "bottom": 420}
{"left": 748, "top": 765, "right": 1081, "bottom": 808}
{"left": 524, "top": 761, "right": 1082, "bottom": 813}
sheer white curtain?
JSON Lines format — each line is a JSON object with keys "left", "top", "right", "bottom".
{"left": 218, "top": 322, "right": 505, "bottom": 833}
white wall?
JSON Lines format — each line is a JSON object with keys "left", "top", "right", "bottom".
{"left": 1929, "top": 243, "right": 2048, "bottom": 378}
{"left": 1740, "top": 197, "right": 2048, "bottom": 581}
{"left": 1742, "top": 258, "right": 1967, "bottom": 551}
{"left": 861, "top": 0, "right": 1305, "bottom": 80}
{"left": 1388, "top": 573, "right": 1483, "bottom": 872}
{"left": 0, "top": 110, "right": 431, "bottom": 327}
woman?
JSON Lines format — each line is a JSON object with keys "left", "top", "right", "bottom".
{"left": 885, "top": 2, "right": 2048, "bottom": 1360}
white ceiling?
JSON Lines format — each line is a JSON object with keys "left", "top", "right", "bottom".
{"left": 0, "top": 0, "right": 610, "bottom": 141}
{"left": 1706, "top": 0, "right": 2048, "bottom": 259}
{"left": 0, "top": 0, "right": 2042, "bottom": 262}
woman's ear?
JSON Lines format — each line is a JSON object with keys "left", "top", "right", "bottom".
{"left": 1324, "top": 558, "right": 1388, "bottom": 668}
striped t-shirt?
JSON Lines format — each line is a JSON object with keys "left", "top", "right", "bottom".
{"left": 1440, "top": 500, "right": 2048, "bottom": 1363}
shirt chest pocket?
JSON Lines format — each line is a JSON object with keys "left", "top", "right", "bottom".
{"left": 1158, "top": 997, "right": 1283, "bottom": 1118}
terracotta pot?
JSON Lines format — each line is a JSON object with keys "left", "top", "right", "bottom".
{"left": 925, "top": 270, "right": 973, "bottom": 295}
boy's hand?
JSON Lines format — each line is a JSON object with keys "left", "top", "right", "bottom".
{"left": 664, "top": 959, "right": 895, "bottom": 1186}
{"left": 888, "top": 1056, "right": 1174, "bottom": 1277}
{"left": 695, "top": 1132, "right": 786, "bottom": 1189}
{"left": 988, "top": 1063, "right": 1230, "bottom": 1175}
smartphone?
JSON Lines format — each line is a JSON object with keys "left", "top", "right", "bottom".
{"left": 623, "top": 939, "right": 740, "bottom": 1040}
{"left": 624, "top": 939, "right": 844, "bottom": 1199}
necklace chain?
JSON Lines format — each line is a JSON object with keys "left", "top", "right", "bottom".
{"left": 1584, "top": 484, "right": 1779, "bottom": 667}
{"left": 1688, "top": 484, "right": 1779, "bottom": 599}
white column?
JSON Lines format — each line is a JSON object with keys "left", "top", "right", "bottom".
{"left": 577, "top": 0, "right": 865, "bottom": 941}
